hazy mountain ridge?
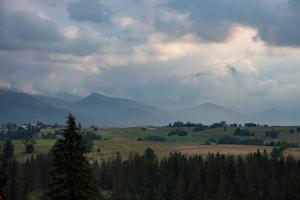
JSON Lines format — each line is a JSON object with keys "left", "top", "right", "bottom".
{"left": 71, "top": 93, "right": 171, "bottom": 126}
{"left": 0, "top": 91, "right": 69, "bottom": 124}
{"left": 175, "top": 102, "right": 249, "bottom": 124}
{"left": 0, "top": 91, "right": 171, "bottom": 126}
{"left": 0, "top": 90, "right": 299, "bottom": 126}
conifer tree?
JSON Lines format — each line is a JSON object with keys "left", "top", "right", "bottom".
{"left": 144, "top": 148, "right": 156, "bottom": 161}
{"left": 2, "top": 140, "right": 14, "bottom": 160}
{"left": 47, "top": 114, "right": 98, "bottom": 200}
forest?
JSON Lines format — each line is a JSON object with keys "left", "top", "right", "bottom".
{"left": 1, "top": 115, "right": 300, "bottom": 200}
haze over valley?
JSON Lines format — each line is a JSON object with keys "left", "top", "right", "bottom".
{"left": 1, "top": 89, "right": 300, "bottom": 126}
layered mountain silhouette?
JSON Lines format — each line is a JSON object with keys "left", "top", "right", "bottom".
{"left": 0, "top": 90, "right": 170, "bottom": 126}
{"left": 0, "top": 90, "right": 299, "bottom": 126}
{"left": 175, "top": 103, "right": 248, "bottom": 124}
{"left": 0, "top": 91, "right": 69, "bottom": 124}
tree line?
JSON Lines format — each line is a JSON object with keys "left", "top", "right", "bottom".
{"left": 1, "top": 116, "right": 300, "bottom": 199}
{"left": 2, "top": 149, "right": 300, "bottom": 199}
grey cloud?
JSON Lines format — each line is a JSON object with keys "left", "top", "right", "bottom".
{"left": 0, "top": 10, "right": 63, "bottom": 51}
{"left": 1, "top": 0, "right": 300, "bottom": 111}
{"left": 289, "top": 0, "right": 300, "bottom": 13}
{"left": 164, "top": 0, "right": 300, "bottom": 46}
{"left": 67, "top": 0, "right": 111, "bottom": 23}
{"left": 51, "top": 30, "right": 115, "bottom": 56}
{"left": 154, "top": 12, "right": 191, "bottom": 39}
{"left": 0, "top": 9, "right": 114, "bottom": 56}
{"left": 83, "top": 64, "right": 209, "bottom": 108}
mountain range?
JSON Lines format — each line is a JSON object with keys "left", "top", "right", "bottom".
{"left": 0, "top": 89, "right": 299, "bottom": 126}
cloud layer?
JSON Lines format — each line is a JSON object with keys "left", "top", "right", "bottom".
{"left": 0, "top": 0, "right": 300, "bottom": 110}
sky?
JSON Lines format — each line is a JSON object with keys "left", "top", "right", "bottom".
{"left": 0, "top": 0, "right": 300, "bottom": 110}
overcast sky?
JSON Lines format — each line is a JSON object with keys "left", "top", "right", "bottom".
{"left": 1, "top": 0, "right": 300, "bottom": 110}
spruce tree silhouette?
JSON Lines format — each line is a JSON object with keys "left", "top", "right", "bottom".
{"left": 47, "top": 114, "right": 98, "bottom": 199}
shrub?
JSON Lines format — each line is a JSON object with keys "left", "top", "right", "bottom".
{"left": 271, "top": 147, "right": 282, "bottom": 159}
{"left": 234, "top": 128, "right": 255, "bottom": 136}
{"left": 193, "top": 124, "right": 206, "bottom": 132}
{"left": 218, "top": 136, "right": 240, "bottom": 144}
{"left": 168, "top": 129, "right": 188, "bottom": 136}
{"left": 265, "top": 129, "right": 279, "bottom": 138}
{"left": 25, "top": 143, "right": 34, "bottom": 153}
{"left": 209, "top": 123, "right": 224, "bottom": 129}
{"left": 217, "top": 136, "right": 263, "bottom": 145}
{"left": 289, "top": 129, "right": 295, "bottom": 134}
{"left": 143, "top": 136, "right": 167, "bottom": 142}
{"left": 84, "top": 132, "right": 102, "bottom": 140}
{"left": 244, "top": 123, "right": 257, "bottom": 127}
{"left": 205, "top": 138, "right": 217, "bottom": 145}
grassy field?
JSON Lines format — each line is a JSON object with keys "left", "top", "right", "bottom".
{"left": 11, "top": 125, "right": 300, "bottom": 161}
{"left": 97, "top": 126, "right": 300, "bottom": 143}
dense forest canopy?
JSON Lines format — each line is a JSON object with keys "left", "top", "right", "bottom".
{"left": 1, "top": 148, "right": 300, "bottom": 199}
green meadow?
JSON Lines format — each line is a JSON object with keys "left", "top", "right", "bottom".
{"left": 12, "top": 125, "right": 300, "bottom": 161}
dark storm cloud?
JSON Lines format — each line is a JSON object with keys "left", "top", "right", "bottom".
{"left": 164, "top": 0, "right": 300, "bottom": 46}
{"left": 0, "top": 10, "right": 63, "bottom": 51}
{"left": 67, "top": 0, "right": 111, "bottom": 23}
{"left": 0, "top": 8, "right": 113, "bottom": 56}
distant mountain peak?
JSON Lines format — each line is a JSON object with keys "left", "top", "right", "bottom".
{"left": 83, "top": 92, "right": 111, "bottom": 101}
{"left": 53, "top": 91, "right": 82, "bottom": 103}
{"left": 197, "top": 102, "right": 229, "bottom": 111}
{"left": 201, "top": 102, "right": 220, "bottom": 107}
{"left": 88, "top": 92, "right": 132, "bottom": 100}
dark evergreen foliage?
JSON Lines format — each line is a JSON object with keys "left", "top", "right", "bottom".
{"left": 244, "top": 123, "right": 257, "bottom": 127}
{"left": 209, "top": 122, "right": 225, "bottom": 129}
{"left": 0, "top": 124, "right": 39, "bottom": 140}
{"left": 217, "top": 136, "right": 264, "bottom": 145}
{"left": 234, "top": 128, "right": 255, "bottom": 136}
{"left": 205, "top": 138, "right": 217, "bottom": 144}
{"left": 25, "top": 143, "right": 34, "bottom": 154}
{"left": 1, "top": 149, "right": 300, "bottom": 199}
{"left": 193, "top": 124, "right": 206, "bottom": 132}
{"left": 169, "top": 121, "right": 208, "bottom": 130}
{"left": 266, "top": 141, "right": 299, "bottom": 149}
{"left": 99, "top": 150, "right": 300, "bottom": 200}
{"left": 47, "top": 114, "right": 98, "bottom": 200}
{"left": 84, "top": 132, "right": 102, "bottom": 140}
{"left": 265, "top": 129, "right": 280, "bottom": 138}
{"left": 168, "top": 129, "right": 188, "bottom": 136}
{"left": 144, "top": 148, "right": 156, "bottom": 160}
{"left": 141, "top": 136, "right": 167, "bottom": 142}
{"left": 23, "top": 138, "right": 35, "bottom": 154}
{"left": 289, "top": 129, "right": 295, "bottom": 134}
{"left": 2, "top": 140, "right": 14, "bottom": 160}
{"left": 0, "top": 155, "right": 50, "bottom": 200}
